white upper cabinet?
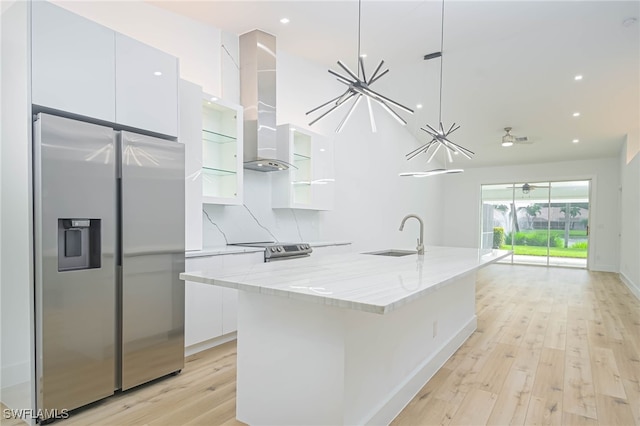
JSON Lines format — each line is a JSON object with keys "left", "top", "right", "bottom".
{"left": 31, "top": 2, "right": 179, "bottom": 137}
{"left": 272, "top": 124, "right": 334, "bottom": 210}
{"left": 31, "top": 1, "right": 116, "bottom": 122}
{"left": 115, "top": 34, "right": 179, "bottom": 137}
{"left": 180, "top": 79, "right": 204, "bottom": 251}
{"left": 201, "top": 97, "right": 243, "bottom": 205}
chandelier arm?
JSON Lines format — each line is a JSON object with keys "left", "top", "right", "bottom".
{"left": 308, "top": 93, "right": 355, "bottom": 126}
{"left": 366, "top": 97, "right": 377, "bottom": 132}
{"left": 328, "top": 69, "right": 355, "bottom": 85}
{"left": 306, "top": 93, "right": 345, "bottom": 115}
{"left": 427, "top": 143, "right": 442, "bottom": 163}
{"left": 368, "top": 60, "right": 385, "bottom": 84}
{"left": 406, "top": 139, "right": 435, "bottom": 158}
{"left": 442, "top": 137, "right": 474, "bottom": 155}
{"left": 446, "top": 122, "right": 457, "bottom": 134}
{"left": 372, "top": 98, "right": 407, "bottom": 125}
{"left": 441, "top": 138, "right": 474, "bottom": 158}
{"left": 446, "top": 144, "right": 453, "bottom": 163}
{"left": 336, "top": 89, "right": 356, "bottom": 105}
{"left": 447, "top": 124, "right": 461, "bottom": 135}
{"left": 367, "top": 68, "right": 390, "bottom": 86}
{"left": 336, "top": 95, "right": 363, "bottom": 132}
{"left": 420, "top": 127, "right": 438, "bottom": 138}
{"left": 406, "top": 141, "right": 435, "bottom": 160}
{"left": 360, "top": 86, "right": 414, "bottom": 114}
{"left": 439, "top": 122, "right": 445, "bottom": 134}
{"left": 407, "top": 147, "right": 430, "bottom": 162}
{"left": 337, "top": 60, "right": 360, "bottom": 82}
{"left": 359, "top": 57, "right": 368, "bottom": 83}
{"left": 424, "top": 123, "right": 441, "bottom": 136}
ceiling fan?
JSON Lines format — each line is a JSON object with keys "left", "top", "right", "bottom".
{"left": 501, "top": 127, "right": 531, "bottom": 147}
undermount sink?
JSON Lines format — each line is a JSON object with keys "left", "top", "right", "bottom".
{"left": 364, "top": 249, "right": 417, "bottom": 257}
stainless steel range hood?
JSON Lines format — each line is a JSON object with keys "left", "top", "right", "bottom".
{"left": 240, "top": 30, "right": 289, "bottom": 172}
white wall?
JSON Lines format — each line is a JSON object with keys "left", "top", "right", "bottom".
{"left": 619, "top": 130, "right": 640, "bottom": 297}
{"left": 203, "top": 51, "right": 444, "bottom": 252}
{"left": 441, "top": 157, "right": 621, "bottom": 272}
{"left": 1, "top": 0, "right": 35, "bottom": 415}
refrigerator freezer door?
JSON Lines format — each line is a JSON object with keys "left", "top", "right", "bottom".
{"left": 120, "top": 131, "right": 185, "bottom": 390}
{"left": 33, "top": 114, "right": 117, "bottom": 417}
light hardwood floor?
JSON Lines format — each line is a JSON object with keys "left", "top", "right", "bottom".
{"left": 11, "top": 265, "right": 640, "bottom": 425}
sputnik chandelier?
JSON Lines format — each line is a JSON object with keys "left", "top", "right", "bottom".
{"left": 306, "top": 0, "right": 413, "bottom": 132}
{"left": 401, "top": 0, "right": 474, "bottom": 177}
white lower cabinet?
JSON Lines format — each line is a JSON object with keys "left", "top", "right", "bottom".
{"left": 184, "top": 251, "right": 263, "bottom": 352}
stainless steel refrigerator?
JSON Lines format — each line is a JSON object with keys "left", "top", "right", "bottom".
{"left": 33, "top": 113, "right": 185, "bottom": 420}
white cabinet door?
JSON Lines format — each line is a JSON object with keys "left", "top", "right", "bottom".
{"left": 184, "top": 257, "right": 223, "bottom": 347}
{"left": 31, "top": 1, "right": 115, "bottom": 122}
{"left": 180, "top": 80, "right": 203, "bottom": 251}
{"left": 115, "top": 34, "right": 178, "bottom": 137}
{"left": 201, "top": 97, "right": 244, "bottom": 205}
{"left": 272, "top": 124, "right": 334, "bottom": 210}
{"left": 312, "top": 134, "right": 335, "bottom": 211}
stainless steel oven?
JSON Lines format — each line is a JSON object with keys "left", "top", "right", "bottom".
{"left": 232, "top": 242, "right": 312, "bottom": 262}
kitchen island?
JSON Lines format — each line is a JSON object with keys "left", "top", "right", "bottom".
{"left": 180, "top": 246, "right": 510, "bottom": 425}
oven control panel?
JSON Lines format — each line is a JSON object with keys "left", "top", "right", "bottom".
{"left": 265, "top": 243, "right": 312, "bottom": 261}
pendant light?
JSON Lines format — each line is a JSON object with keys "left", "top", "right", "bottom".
{"left": 306, "top": 0, "right": 414, "bottom": 133}
{"left": 401, "top": 0, "right": 473, "bottom": 177}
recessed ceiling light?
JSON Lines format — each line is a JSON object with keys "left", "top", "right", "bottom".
{"left": 573, "top": 139, "right": 579, "bottom": 143}
{"left": 210, "top": 96, "right": 218, "bottom": 101}
{"left": 320, "top": 148, "right": 326, "bottom": 152}
{"left": 416, "top": 104, "right": 423, "bottom": 109}
{"left": 153, "top": 71, "right": 162, "bottom": 76}
{"left": 573, "top": 112, "right": 581, "bottom": 117}
{"left": 574, "top": 75, "right": 583, "bottom": 81}
{"left": 280, "top": 18, "right": 290, "bottom": 24}
{"left": 501, "top": 141, "right": 514, "bottom": 147}
{"left": 359, "top": 53, "right": 367, "bottom": 58}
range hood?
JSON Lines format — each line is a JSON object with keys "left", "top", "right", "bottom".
{"left": 239, "top": 30, "right": 290, "bottom": 172}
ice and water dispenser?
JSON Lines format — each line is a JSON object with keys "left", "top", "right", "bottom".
{"left": 58, "top": 218, "right": 101, "bottom": 271}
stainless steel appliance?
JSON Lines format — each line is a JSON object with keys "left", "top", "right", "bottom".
{"left": 33, "top": 113, "right": 185, "bottom": 420}
{"left": 232, "top": 242, "right": 312, "bottom": 262}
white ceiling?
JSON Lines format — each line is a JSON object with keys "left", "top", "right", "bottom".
{"left": 150, "top": 0, "right": 639, "bottom": 168}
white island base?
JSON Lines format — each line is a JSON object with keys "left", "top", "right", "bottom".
{"left": 236, "top": 273, "right": 476, "bottom": 425}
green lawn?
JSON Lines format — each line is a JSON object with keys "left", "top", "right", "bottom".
{"left": 525, "top": 229, "right": 587, "bottom": 238}
{"left": 502, "top": 245, "right": 588, "bottom": 258}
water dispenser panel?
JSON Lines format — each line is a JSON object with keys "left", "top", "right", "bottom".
{"left": 58, "top": 218, "right": 102, "bottom": 271}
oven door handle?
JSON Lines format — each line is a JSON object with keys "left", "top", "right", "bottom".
{"left": 266, "top": 254, "right": 311, "bottom": 262}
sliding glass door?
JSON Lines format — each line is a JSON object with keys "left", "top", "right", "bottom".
{"left": 481, "top": 180, "right": 590, "bottom": 268}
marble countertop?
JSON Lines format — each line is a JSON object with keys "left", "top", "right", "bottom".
{"left": 181, "top": 246, "right": 510, "bottom": 314}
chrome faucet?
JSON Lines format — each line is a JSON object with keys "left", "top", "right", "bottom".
{"left": 399, "top": 214, "right": 425, "bottom": 255}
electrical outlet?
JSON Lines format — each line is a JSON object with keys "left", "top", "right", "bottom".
{"left": 433, "top": 320, "right": 438, "bottom": 338}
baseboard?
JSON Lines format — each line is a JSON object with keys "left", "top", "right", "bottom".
{"left": 620, "top": 272, "right": 640, "bottom": 301}
{"left": 1, "top": 361, "right": 31, "bottom": 389}
{"left": 590, "top": 263, "right": 618, "bottom": 273}
{"left": 184, "top": 332, "right": 237, "bottom": 357}
{"left": 365, "top": 316, "right": 478, "bottom": 426}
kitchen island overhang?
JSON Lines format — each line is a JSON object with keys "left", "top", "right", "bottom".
{"left": 180, "top": 247, "right": 510, "bottom": 425}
